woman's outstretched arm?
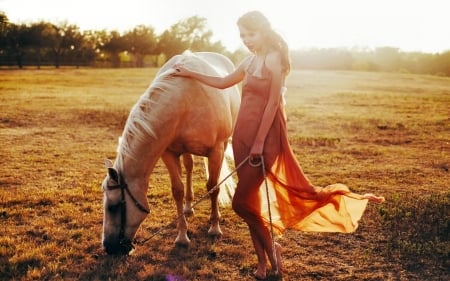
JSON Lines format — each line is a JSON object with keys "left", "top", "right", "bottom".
{"left": 172, "top": 57, "right": 250, "bottom": 89}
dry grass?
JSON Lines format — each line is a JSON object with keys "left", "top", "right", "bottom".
{"left": 0, "top": 68, "right": 448, "bottom": 281}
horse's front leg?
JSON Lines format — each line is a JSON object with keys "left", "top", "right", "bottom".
{"left": 206, "top": 146, "right": 225, "bottom": 238}
{"left": 182, "top": 153, "right": 194, "bottom": 216}
{"left": 162, "top": 151, "right": 190, "bottom": 246}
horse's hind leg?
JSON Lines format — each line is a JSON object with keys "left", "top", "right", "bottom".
{"left": 162, "top": 151, "right": 190, "bottom": 246}
{"left": 206, "top": 146, "right": 225, "bottom": 238}
{"left": 182, "top": 153, "right": 194, "bottom": 216}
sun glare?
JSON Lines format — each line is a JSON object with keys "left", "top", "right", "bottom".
{"left": 2, "top": 0, "right": 449, "bottom": 53}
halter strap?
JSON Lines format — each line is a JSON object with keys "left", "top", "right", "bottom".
{"left": 105, "top": 173, "right": 150, "bottom": 250}
{"left": 105, "top": 175, "right": 150, "bottom": 214}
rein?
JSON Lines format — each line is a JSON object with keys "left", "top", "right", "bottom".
{"left": 247, "top": 156, "right": 276, "bottom": 260}
{"left": 261, "top": 156, "right": 276, "bottom": 261}
{"left": 135, "top": 155, "right": 250, "bottom": 245}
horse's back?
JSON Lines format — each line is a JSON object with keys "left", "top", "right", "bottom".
{"left": 193, "top": 52, "right": 235, "bottom": 74}
{"left": 158, "top": 51, "right": 233, "bottom": 78}
{"left": 185, "top": 52, "right": 240, "bottom": 126}
{"left": 148, "top": 52, "right": 240, "bottom": 156}
{"left": 157, "top": 51, "right": 240, "bottom": 127}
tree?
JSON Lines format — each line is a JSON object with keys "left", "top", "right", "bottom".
{"left": 42, "top": 22, "right": 83, "bottom": 68}
{"left": 27, "top": 22, "right": 55, "bottom": 68}
{"left": 103, "top": 30, "right": 125, "bottom": 67}
{"left": 78, "top": 30, "right": 104, "bottom": 67}
{"left": 157, "top": 26, "right": 189, "bottom": 61}
{"left": 0, "top": 12, "right": 9, "bottom": 65}
{"left": 85, "top": 29, "right": 112, "bottom": 66}
{"left": 123, "top": 25, "right": 157, "bottom": 67}
{"left": 158, "top": 16, "right": 225, "bottom": 61}
{"left": 0, "top": 11, "right": 8, "bottom": 48}
{"left": 5, "top": 23, "right": 30, "bottom": 68}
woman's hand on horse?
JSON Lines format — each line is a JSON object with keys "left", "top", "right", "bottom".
{"left": 172, "top": 64, "right": 189, "bottom": 77}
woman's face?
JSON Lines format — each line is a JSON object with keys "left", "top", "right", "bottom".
{"left": 238, "top": 25, "right": 265, "bottom": 53}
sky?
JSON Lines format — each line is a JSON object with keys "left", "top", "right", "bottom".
{"left": 1, "top": 0, "right": 449, "bottom": 53}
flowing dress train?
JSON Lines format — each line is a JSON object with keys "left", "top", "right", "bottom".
{"left": 231, "top": 60, "right": 383, "bottom": 235}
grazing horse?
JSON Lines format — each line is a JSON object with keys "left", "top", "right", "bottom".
{"left": 101, "top": 52, "right": 240, "bottom": 255}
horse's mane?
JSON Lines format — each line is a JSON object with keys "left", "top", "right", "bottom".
{"left": 115, "top": 52, "right": 225, "bottom": 169}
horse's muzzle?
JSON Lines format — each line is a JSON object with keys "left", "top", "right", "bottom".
{"left": 103, "top": 239, "right": 135, "bottom": 255}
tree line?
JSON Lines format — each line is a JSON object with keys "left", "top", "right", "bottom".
{"left": 0, "top": 12, "right": 234, "bottom": 68}
{"left": 1, "top": 11, "right": 449, "bottom": 76}
{"left": 292, "top": 47, "right": 450, "bottom": 76}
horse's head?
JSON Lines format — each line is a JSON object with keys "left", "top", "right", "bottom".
{"left": 101, "top": 159, "right": 150, "bottom": 255}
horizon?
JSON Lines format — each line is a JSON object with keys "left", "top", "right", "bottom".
{"left": 1, "top": 0, "right": 449, "bottom": 54}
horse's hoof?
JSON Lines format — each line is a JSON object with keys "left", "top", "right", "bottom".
{"left": 175, "top": 235, "right": 190, "bottom": 248}
{"left": 207, "top": 226, "right": 223, "bottom": 238}
{"left": 175, "top": 240, "right": 190, "bottom": 248}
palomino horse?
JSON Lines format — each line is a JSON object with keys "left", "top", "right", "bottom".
{"left": 101, "top": 52, "right": 240, "bottom": 255}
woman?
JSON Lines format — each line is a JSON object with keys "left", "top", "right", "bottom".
{"left": 173, "top": 10, "right": 384, "bottom": 280}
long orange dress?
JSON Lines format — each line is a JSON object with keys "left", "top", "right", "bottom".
{"left": 231, "top": 60, "right": 383, "bottom": 235}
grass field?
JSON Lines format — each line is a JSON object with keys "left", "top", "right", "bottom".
{"left": 0, "top": 68, "right": 449, "bottom": 281}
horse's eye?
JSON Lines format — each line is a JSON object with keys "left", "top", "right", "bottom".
{"left": 107, "top": 203, "right": 121, "bottom": 214}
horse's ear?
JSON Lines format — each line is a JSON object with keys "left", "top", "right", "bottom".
{"left": 107, "top": 168, "right": 119, "bottom": 183}
{"left": 104, "top": 159, "right": 114, "bottom": 168}
{"left": 104, "top": 159, "right": 119, "bottom": 183}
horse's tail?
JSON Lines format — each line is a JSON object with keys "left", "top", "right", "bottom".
{"left": 217, "top": 143, "right": 236, "bottom": 206}
{"left": 203, "top": 141, "right": 237, "bottom": 206}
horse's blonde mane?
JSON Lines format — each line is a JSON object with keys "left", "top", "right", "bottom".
{"left": 116, "top": 78, "right": 176, "bottom": 168}
{"left": 115, "top": 52, "right": 225, "bottom": 169}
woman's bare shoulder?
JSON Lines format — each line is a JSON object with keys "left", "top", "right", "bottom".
{"left": 265, "top": 51, "right": 282, "bottom": 72}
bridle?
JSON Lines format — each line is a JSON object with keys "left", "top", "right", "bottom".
{"left": 104, "top": 173, "right": 150, "bottom": 252}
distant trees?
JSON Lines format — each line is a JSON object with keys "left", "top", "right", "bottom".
{"left": 291, "top": 47, "right": 450, "bottom": 76}
{"left": 123, "top": 25, "right": 158, "bottom": 67}
{"left": 158, "top": 17, "right": 225, "bottom": 61}
{"left": 1, "top": 11, "right": 449, "bottom": 76}
{"left": 0, "top": 11, "right": 227, "bottom": 68}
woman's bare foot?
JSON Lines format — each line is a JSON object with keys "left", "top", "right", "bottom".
{"left": 254, "top": 264, "right": 267, "bottom": 280}
{"left": 274, "top": 242, "right": 283, "bottom": 276}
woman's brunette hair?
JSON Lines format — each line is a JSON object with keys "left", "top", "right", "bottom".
{"left": 237, "top": 10, "right": 290, "bottom": 75}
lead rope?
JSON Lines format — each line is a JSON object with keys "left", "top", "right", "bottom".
{"left": 136, "top": 155, "right": 250, "bottom": 245}
{"left": 260, "top": 156, "right": 276, "bottom": 268}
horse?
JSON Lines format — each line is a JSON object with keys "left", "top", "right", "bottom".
{"left": 101, "top": 51, "right": 241, "bottom": 255}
